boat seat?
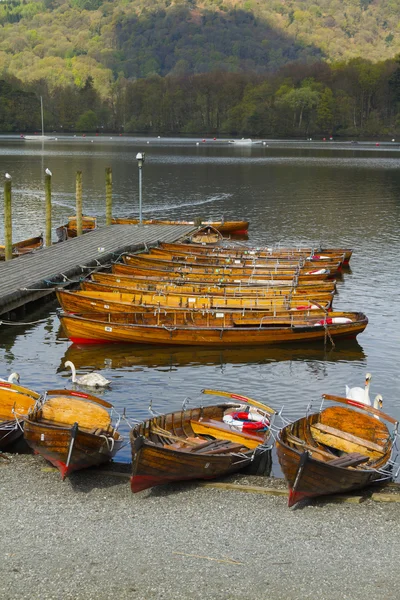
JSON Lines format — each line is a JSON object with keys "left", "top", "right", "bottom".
{"left": 327, "top": 452, "right": 369, "bottom": 468}
{"left": 310, "top": 423, "right": 384, "bottom": 458}
{"left": 190, "top": 439, "right": 232, "bottom": 454}
{"left": 201, "top": 442, "right": 247, "bottom": 455}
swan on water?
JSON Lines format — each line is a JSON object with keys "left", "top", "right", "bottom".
{"left": 373, "top": 394, "right": 383, "bottom": 410}
{"left": 345, "top": 372, "right": 372, "bottom": 404}
{"left": 0, "top": 372, "right": 20, "bottom": 384}
{"left": 64, "top": 361, "right": 110, "bottom": 388}
{"left": 372, "top": 394, "right": 383, "bottom": 420}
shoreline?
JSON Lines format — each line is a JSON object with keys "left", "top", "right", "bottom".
{"left": 2, "top": 454, "right": 400, "bottom": 600}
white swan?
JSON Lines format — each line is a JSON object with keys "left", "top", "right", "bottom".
{"left": 64, "top": 361, "right": 110, "bottom": 388}
{"left": 345, "top": 372, "right": 372, "bottom": 405}
{"left": 0, "top": 372, "right": 20, "bottom": 384}
{"left": 8, "top": 372, "right": 20, "bottom": 383}
{"left": 373, "top": 394, "right": 383, "bottom": 410}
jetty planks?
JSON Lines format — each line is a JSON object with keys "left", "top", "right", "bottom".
{"left": 0, "top": 224, "right": 194, "bottom": 317}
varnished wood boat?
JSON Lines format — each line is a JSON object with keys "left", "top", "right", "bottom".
{"left": 123, "top": 254, "right": 334, "bottom": 278}
{"left": 0, "top": 234, "right": 44, "bottom": 259}
{"left": 56, "top": 289, "right": 333, "bottom": 314}
{"left": 0, "top": 381, "right": 40, "bottom": 449}
{"left": 92, "top": 271, "right": 337, "bottom": 294}
{"left": 189, "top": 230, "right": 222, "bottom": 244}
{"left": 58, "top": 310, "right": 368, "bottom": 346}
{"left": 113, "top": 263, "right": 333, "bottom": 285}
{"left": 130, "top": 392, "right": 274, "bottom": 492}
{"left": 160, "top": 242, "right": 353, "bottom": 265}
{"left": 24, "top": 389, "right": 123, "bottom": 479}
{"left": 129, "top": 251, "right": 341, "bottom": 275}
{"left": 116, "top": 262, "right": 331, "bottom": 283}
{"left": 276, "top": 394, "right": 398, "bottom": 507}
{"left": 149, "top": 247, "right": 344, "bottom": 269}
{"left": 112, "top": 217, "right": 249, "bottom": 234}
{"left": 56, "top": 216, "right": 97, "bottom": 241}
{"left": 81, "top": 279, "right": 334, "bottom": 304}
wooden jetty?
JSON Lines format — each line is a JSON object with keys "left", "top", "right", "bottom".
{"left": 0, "top": 224, "right": 194, "bottom": 318}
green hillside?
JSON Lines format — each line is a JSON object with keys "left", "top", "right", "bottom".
{"left": 0, "top": 0, "right": 399, "bottom": 97}
{"left": 1, "top": 0, "right": 400, "bottom": 137}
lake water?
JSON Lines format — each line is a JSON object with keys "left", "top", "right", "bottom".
{"left": 1, "top": 135, "right": 399, "bottom": 471}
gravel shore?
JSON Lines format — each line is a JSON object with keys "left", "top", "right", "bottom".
{"left": 2, "top": 454, "right": 400, "bottom": 600}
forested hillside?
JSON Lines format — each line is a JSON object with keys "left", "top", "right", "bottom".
{"left": 0, "top": 0, "right": 400, "bottom": 136}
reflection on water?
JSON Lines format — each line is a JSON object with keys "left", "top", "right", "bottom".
{"left": 61, "top": 341, "right": 366, "bottom": 372}
{"left": 1, "top": 137, "right": 400, "bottom": 473}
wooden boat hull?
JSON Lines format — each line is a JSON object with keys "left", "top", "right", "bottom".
{"left": 0, "top": 382, "right": 39, "bottom": 450}
{"left": 23, "top": 391, "right": 123, "bottom": 479}
{"left": 276, "top": 404, "right": 394, "bottom": 507}
{"left": 24, "top": 420, "right": 123, "bottom": 478}
{"left": 56, "top": 289, "right": 332, "bottom": 314}
{"left": 148, "top": 248, "right": 343, "bottom": 270}
{"left": 56, "top": 216, "right": 97, "bottom": 241}
{"left": 160, "top": 242, "right": 353, "bottom": 265}
{"left": 114, "top": 263, "right": 330, "bottom": 282}
{"left": 123, "top": 255, "right": 332, "bottom": 279}
{"left": 59, "top": 311, "right": 368, "bottom": 346}
{"left": 0, "top": 234, "right": 43, "bottom": 259}
{"left": 82, "top": 279, "right": 335, "bottom": 304}
{"left": 130, "top": 402, "right": 270, "bottom": 492}
{"left": 96, "top": 271, "right": 337, "bottom": 294}
{"left": 112, "top": 218, "right": 249, "bottom": 234}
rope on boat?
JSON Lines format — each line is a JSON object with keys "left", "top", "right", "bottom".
{"left": 0, "top": 318, "right": 49, "bottom": 326}
{"left": 323, "top": 320, "right": 336, "bottom": 349}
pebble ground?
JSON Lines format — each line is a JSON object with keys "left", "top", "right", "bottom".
{"left": 2, "top": 454, "right": 400, "bottom": 600}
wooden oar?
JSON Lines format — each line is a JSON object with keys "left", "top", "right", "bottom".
{"left": 45, "top": 389, "right": 113, "bottom": 409}
{"left": 150, "top": 424, "right": 199, "bottom": 446}
{"left": 201, "top": 388, "right": 275, "bottom": 415}
{"left": 322, "top": 394, "right": 398, "bottom": 425}
{"left": 0, "top": 381, "right": 40, "bottom": 399}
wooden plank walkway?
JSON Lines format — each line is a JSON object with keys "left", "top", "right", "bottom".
{"left": 0, "top": 224, "right": 194, "bottom": 317}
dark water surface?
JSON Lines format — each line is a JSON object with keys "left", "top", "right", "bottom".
{"left": 0, "top": 136, "right": 399, "bottom": 470}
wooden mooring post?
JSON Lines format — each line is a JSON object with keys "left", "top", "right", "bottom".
{"left": 4, "top": 174, "right": 12, "bottom": 260}
{"left": 105, "top": 167, "right": 112, "bottom": 226}
{"left": 45, "top": 168, "right": 52, "bottom": 247}
{"left": 75, "top": 170, "right": 83, "bottom": 236}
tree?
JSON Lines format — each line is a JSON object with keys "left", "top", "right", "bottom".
{"left": 76, "top": 109, "right": 98, "bottom": 131}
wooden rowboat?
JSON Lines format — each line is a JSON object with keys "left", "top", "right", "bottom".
{"left": 123, "top": 255, "right": 334, "bottom": 278}
{"left": 129, "top": 252, "right": 341, "bottom": 275}
{"left": 148, "top": 247, "right": 344, "bottom": 269}
{"left": 116, "top": 262, "right": 331, "bottom": 283}
{"left": 56, "top": 289, "right": 333, "bottom": 314}
{"left": 130, "top": 392, "right": 274, "bottom": 492}
{"left": 56, "top": 216, "right": 97, "bottom": 241}
{"left": 93, "top": 271, "right": 337, "bottom": 294}
{"left": 112, "top": 217, "right": 249, "bottom": 234}
{"left": 58, "top": 310, "right": 368, "bottom": 346}
{"left": 81, "top": 280, "right": 335, "bottom": 306}
{"left": 160, "top": 242, "right": 353, "bottom": 265}
{"left": 23, "top": 389, "right": 123, "bottom": 479}
{"left": 0, "top": 381, "right": 40, "bottom": 449}
{"left": 276, "top": 394, "right": 398, "bottom": 507}
{"left": 0, "top": 234, "right": 43, "bottom": 259}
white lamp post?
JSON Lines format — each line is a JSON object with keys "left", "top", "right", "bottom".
{"left": 136, "top": 152, "right": 145, "bottom": 225}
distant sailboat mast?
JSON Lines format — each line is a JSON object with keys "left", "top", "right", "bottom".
{"left": 24, "top": 96, "right": 55, "bottom": 141}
